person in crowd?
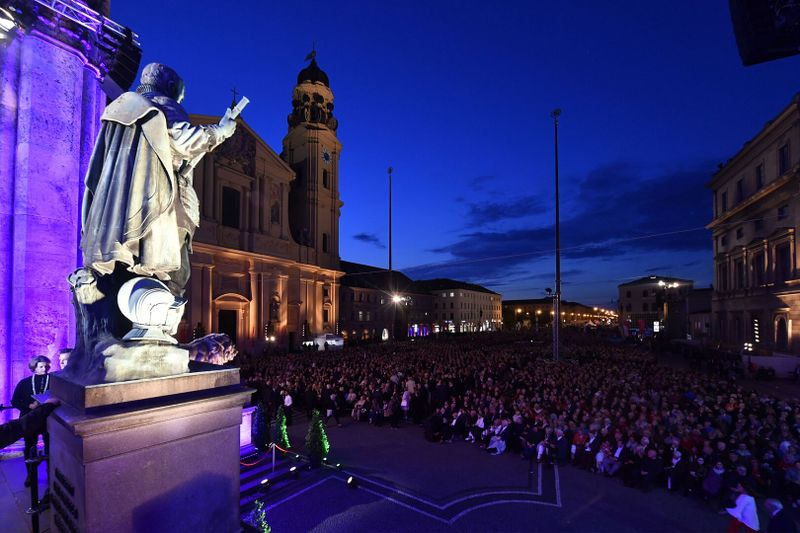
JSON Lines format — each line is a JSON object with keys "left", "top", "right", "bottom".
{"left": 723, "top": 482, "right": 759, "bottom": 533}
{"left": 58, "top": 348, "right": 71, "bottom": 370}
{"left": 764, "top": 499, "right": 797, "bottom": 533}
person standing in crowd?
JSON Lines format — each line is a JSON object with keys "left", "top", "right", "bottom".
{"left": 282, "top": 389, "right": 293, "bottom": 426}
{"left": 723, "top": 482, "right": 759, "bottom": 533}
{"left": 764, "top": 499, "right": 796, "bottom": 533}
{"left": 11, "top": 355, "right": 52, "bottom": 486}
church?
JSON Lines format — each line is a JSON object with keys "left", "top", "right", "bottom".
{"left": 182, "top": 54, "right": 343, "bottom": 352}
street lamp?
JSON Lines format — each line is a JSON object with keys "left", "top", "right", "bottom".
{"left": 536, "top": 309, "right": 542, "bottom": 332}
{"left": 388, "top": 166, "right": 394, "bottom": 340}
{"left": 551, "top": 108, "right": 562, "bottom": 362}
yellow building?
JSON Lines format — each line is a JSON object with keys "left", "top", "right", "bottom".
{"left": 708, "top": 93, "right": 800, "bottom": 353}
{"left": 181, "top": 56, "right": 343, "bottom": 351}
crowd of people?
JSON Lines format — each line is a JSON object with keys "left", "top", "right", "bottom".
{"left": 239, "top": 331, "right": 800, "bottom": 531}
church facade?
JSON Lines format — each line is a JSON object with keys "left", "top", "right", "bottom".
{"left": 182, "top": 56, "right": 343, "bottom": 352}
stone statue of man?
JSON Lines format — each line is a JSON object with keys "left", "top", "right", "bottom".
{"left": 68, "top": 63, "right": 239, "bottom": 382}
{"left": 81, "top": 62, "right": 236, "bottom": 295}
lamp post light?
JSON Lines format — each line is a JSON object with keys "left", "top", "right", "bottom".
{"left": 551, "top": 108, "right": 562, "bottom": 362}
{"left": 536, "top": 309, "right": 542, "bottom": 332}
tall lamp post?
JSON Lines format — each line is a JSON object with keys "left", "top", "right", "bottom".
{"left": 388, "top": 166, "right": 395, "bottom": 341}
{"left": 551, "top": 108, "right": 562, "bottom": 362}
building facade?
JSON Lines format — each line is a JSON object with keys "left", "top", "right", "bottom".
{"left": 182, "top": 56, "right": 343, "bottom": 351}
{"left": 416, "top": 280, "right": 502, "bottom": 333}
{"left": 708, "top": 94, "right": 800, "bottom": 353}
{"left": 618, "top": 276, "right": 693, "bottom": 336}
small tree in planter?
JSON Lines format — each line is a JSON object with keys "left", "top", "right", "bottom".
{"left": 305, "top": 409, "right": 330, "bottom": 466}
{"left": 248, "top": 499, "right": 271, "bottom": 533}
{"left": 252, "top": 402, "right": 270, "bottom": 452}
{"left": 274, "top": 405, "right": 291, "bottom": 451}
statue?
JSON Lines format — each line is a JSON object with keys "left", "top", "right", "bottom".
{"left": 66, "top": 63, "right": 246, "bottom": 383}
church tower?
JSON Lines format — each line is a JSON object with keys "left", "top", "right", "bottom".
{"left": 282, "top": 52, "right": 342, "bottom": 271}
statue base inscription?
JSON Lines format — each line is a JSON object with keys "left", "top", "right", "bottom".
{"left": 48, "top": 370, "right": 251, "bottom": 533}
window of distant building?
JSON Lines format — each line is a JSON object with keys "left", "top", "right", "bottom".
{"left": 323, "top": 286, "right": 329, "bottom": 299}
{"left": 779, "top": 143, "right": 790, "bottom": 175}
{"left": 776, "top": 243, "right": 792, "bottom": 282}
{"left": 778, "top": 204, "right": 789, "bottom": 220}
{"left": 736, "top": 227, "right": 743, "bottom": 240}
{"left": 735, "top": 259, "right": 745, "bottom": 289}
{"left": 755, "top": 163, "right": 764, "bottom": 189}
{"left": 271, "top": 202, "right": 280, "bottom": 224}
{"left": 625, "top": 303, "right": 631, "bottom": 312}
{"left": 322, "top": 233, "right": 329, "bottom": 253}
{"left": 754, "top": 218, "right": 764, "bottom": 231}
{"left": 753, "top": 252, "right": 765, "bottom": 286}
{"left": 450, "top": 292, "right": 455, "bottom": 297}
{"left": 322, "top": 169, "right": 330, "bottom": 189}
{"left": 721, "top": 192, "right": 728, "bottom": 213}
{"left": 642, "top": 303, "right": 648, "bottom": 312}
{"left": 625, "top": 290, "right": 631, "bottom": 298}
{"left": 721, "top": 235, "right": 728, "bottom": 247}
{"left": 450, "top": 302, "right": 454, "bottom": 309}
{"left": 642, "top": 290, "right": 648, "bottom": 297}
{"left": 357, "top": 310, "right": 364, "bottom": 321}
{"left": 718, "top": 262, "right": 729, "bottom": 291}
{"left": 221, "top": 186, "right": 240, "bottom": 229}
{"left": 323, "top": 309, "right": 329, "bottom": 323}
{"left": 736, "top": 179, "right": 744, "bottom": 203}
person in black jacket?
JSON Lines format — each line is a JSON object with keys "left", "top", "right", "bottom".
{"left": 11, "top": 355, "right": 52, "bottom": 486}
{"left": 765, "top": 499, "right": 797, "bottom": 533}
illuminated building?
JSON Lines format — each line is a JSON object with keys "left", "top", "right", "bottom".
{"left": 708, "top": 93, "right": 800, "bottom": 353}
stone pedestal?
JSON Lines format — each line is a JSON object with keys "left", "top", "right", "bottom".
{"left": 48, "top": 368, "right": 250, "bottom": 533}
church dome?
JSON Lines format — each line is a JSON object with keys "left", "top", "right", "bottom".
{"left": 296, "top": 58, "right": 329, "bottom": 87}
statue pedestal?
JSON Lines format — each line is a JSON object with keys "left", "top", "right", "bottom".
{"left": 48, "top": 369, "right": 250, "bottom": 533}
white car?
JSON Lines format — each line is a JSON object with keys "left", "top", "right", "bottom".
{"left": 314, "top": 333, "right": 344, "bottom": 351}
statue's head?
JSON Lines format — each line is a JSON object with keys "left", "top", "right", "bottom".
{"left": 137, "top": 63, "right": 185, "bottom": 103}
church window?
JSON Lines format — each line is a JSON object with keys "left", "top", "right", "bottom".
{"left": 221, "top": 187, "right": 240, "bottom": 229}
{"left": 271, "top": 202, "right": 280, "bottom": 224}
{"left": 322, "top": 233, "right": 329, "bottom": 253}
{"left": 323, "top": 309, "right": 329, "bottom": 324}
{"left": 323, "top": 170, "right": 330, "bottom": 189}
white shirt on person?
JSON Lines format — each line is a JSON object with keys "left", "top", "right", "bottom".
{"left": 726, "top": 493, "right": 759, "bottom": 531}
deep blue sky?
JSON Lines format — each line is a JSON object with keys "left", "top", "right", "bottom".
{"left": 114, "top": 1, "right": 800, "bottom": 307}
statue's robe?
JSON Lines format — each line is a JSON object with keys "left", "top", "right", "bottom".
{"left": 81, "top": 92, "right": 220, "bottom": 284}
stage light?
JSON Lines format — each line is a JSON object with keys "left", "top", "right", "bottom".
{"left": 290, "top": 466, "right": 299, "bottom": 478}
{"left": 335, "top": 463, "right": 342, "bottom": 470}
{"left": 346, "top": 476, "right": 358, "bottom": 488}
{"left": 259, "top": 478, "right": 270, "bottom": 490}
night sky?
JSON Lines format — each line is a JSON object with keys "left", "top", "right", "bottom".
{"left": 113, "top": 1, "right": 800, "bottom": 307}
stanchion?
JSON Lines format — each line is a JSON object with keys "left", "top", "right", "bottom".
{"left": 24, "top": 446, "right": 48, "bottom": 533}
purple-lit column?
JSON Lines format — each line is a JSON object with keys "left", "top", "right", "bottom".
{"left": 0, "top": 32, "right": 105, "bottom": 409}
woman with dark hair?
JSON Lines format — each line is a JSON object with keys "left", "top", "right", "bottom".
{"left": 11, "top": 355, "right": 51, "bottom": 486}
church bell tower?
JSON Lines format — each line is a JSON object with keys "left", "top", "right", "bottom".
{"left": 282, "top": 51, "right": 342, "bottom": 271}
